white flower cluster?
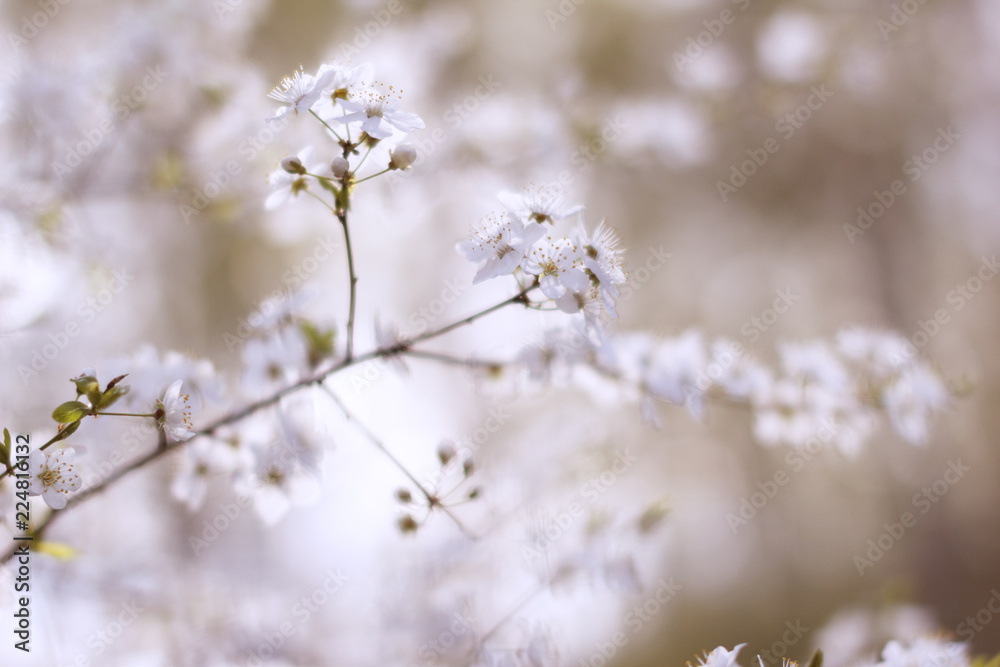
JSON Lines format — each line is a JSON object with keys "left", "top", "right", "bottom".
{"left": 264, "top": 61, "right": 425, "bottom": 210}
{"left": 517, "top": 324, "right": 948, "bottom": 452}
{"left": 694, "top": 638, "right": 970, "bottom": 667}
{"left": 458, "top": 183, "right": 627, "bottom": 322}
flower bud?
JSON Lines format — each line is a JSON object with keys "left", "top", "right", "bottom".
{"left": 437, "top": 442, "right": 457, "bottom": 466}
{"left": 395, "top": 488, "right": 413, "bottom": 504}
{"left": 397, "top": 514, "right": 419, "bottom": 534}
{"left": 281, "top": 156, "right": 306, "bottom": 175}
{"left": 389, "top": 143, "right": 417, "bottom": 170}
{"left": 330, "top": 156, "right": 350, "bottom": 178}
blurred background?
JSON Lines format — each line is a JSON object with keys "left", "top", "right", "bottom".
{"left": 1, "top": 0, "right": 999, "bottom": 665}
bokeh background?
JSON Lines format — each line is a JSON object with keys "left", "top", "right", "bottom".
{"left": 1, "top": 0, "right": 999, "bottom": 665}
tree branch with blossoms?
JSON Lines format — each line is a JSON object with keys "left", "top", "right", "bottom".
{"left": 0, "top": 59, "right": 967, "bottom": 666}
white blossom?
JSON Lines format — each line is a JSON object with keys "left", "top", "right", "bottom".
{"left": 27, "top": 448, "right": 82, "bottom": 510}
{"left": 157, "top": 379, "right": 196, "bottom": 442}
{"left": 457, "top": 212, "right": 545, "bottom": 284}
{"left": 336, "top": 82, "right": 424, "bottom": 139}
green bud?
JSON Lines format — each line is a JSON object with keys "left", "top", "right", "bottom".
{"left": 0, "top": 428, "right": 10, "bottom": 469}
{"left": 638, "top": 498, "right": 672, "bottom": 533}
{"left": 52, "top": 401, "right": 90, "bottom": 424}
{"left": 72, "top": 374, "right": 102, "bottom": 406}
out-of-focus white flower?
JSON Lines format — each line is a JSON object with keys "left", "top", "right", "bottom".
{"left": 499, "top": 183, "right": 584, "bottom": 225}
{"left": 518, "top": 322, "right": 595, "bottom": 383}
{"left": 837, "top": 327, "right": 911, "bottom": 378}
{"left": 779, "top": 339, "right": 850, "bottom": 392}
{"left": 265, "top": 146, "right": 326, "bottom": 210}
{"left": 878, "top": 637, "right": 968, "bottom": 667}
{"left": 643, "top": 329, "right": 708, "bottom": 417}
{"left": 881, "top": 363, "right": 949, "bottom": 444}
{"left": 241, "top": 327, "right": 308, "bottom": 395}
{"left": 170, "top": 436, "right": 248, "bottom": 512}
{"left": 336, "top": 82, "right": 424, "bottom": 139}
{"left": 157, "top": 380, "right": 195, "bottom": 442}
{"left": 457, "top": 212, "right": 545, "bottom": 284}
{"left": 521, "top": 235, "right": 590, "bottom": 300}
{"left": 27, "top": 448, "right": 82, "bottom": 510}
{"left": 235, "top": 410, "right": 322, "bottom": 525}
{"left": 267, "top": 65, "right": 339, "bottom": 122}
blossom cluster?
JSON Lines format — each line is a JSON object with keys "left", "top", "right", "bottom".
{"left": 263, "top": 60, "right": 424, "bottom": 210}
{"left": 512, "top": 323, "right": 948, "bottom": 452}
{"left": 694, "top": 637, "right": 971, "bottom": 667}
{"left": 457, "top": 183, "right": 627, "bottom": 324}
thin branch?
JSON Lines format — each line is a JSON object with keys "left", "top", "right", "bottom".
{"left": 338, "top": 206, "right": 358, "bottom": 361}
{"left": 318, "top": 384, "right": 479, "bottom": 539}
{"left": 0, "top": 286, "right": 536, "bottom": 564}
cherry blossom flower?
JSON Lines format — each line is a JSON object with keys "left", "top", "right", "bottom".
{"left": 157, "top": 379, "right": 195, "bottom": 441}
{"left": 521, "top": 235, "right": 590, "bottom": 300}
{"left": 267, "top": 65, "right": 339, "bottom": 122}
{"left": 336, "top": 82, "right": 424, "bottom": 139}
{"left": 27, "top": 447, "right": 82, "bottom": 510}
{"left": 694, "top": 644, "right": 747, "bottom": 667}
{"left": 457, "top": 212, "right": 545, "bottom": 284}
{"left": 576, "top": 220, "right": 627, "bottom": 316}
{"left": 499, "top": 183, "right": 584, "bottom": 225}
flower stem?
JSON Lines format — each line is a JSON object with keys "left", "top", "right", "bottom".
{"left": 353, "top": 168, "right": 390, "bottom": 185}
{"left": 319, "top": 384, "right": 478, "bottom": 539}
{"left": 309, "top": 109, "right": 342, "bottom": 142}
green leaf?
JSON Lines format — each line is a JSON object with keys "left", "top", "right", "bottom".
{"left": 0, "top": 428, "right": 10, "bottom": 468}
{"left": 53, "top": 420, "right": 82, "bottom": 442}
{"left": 318, "top": 178, "right": 340, "bottom": 196}
{"left": 52, "top": 401, "right": 90, "bottom": 424}
{"left": 300, "top": 320, "right": 336, "bottom": 368}
{"left": 95, "top": 385, "right": 130, "bottom": 411}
